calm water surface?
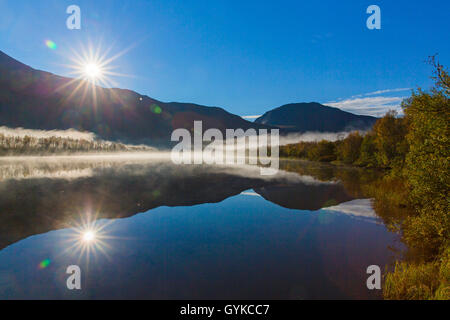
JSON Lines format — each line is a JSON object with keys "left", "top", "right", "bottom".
{"left": 0, "top": 157, "right": 402, "bottom": 299}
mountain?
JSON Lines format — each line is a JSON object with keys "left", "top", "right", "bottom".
{"left": 254, "top": 183, "right": 353, "bottom": 211}
{"left": 0, "top": 50, "right": 378, "bottom": 145}
{"left": 0, "top": 50, "right": 269, "bottom": 146}
{"left": 254, "top": 102, "right": 377, "bottom": 132}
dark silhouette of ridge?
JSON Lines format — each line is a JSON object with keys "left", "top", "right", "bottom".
{"left": 0, "top": 50, "right": 270, "bottom": 146}
{"left": 255, "top": 102, "right": 377, "bottom": 132}
{"left": 0, "top": 51, "right": 377, "bottom": 146}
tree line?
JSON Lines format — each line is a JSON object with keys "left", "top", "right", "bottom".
{"left": 281, "top": 57, "right": 449, "bottom": 300}
{"left": 280, "top": 110, "right": 408, "bottom": 169}
{"left": 0, "top": 134, "right": 150, "bottom": 155}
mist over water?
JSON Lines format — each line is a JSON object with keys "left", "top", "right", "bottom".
{"left": 0, "top": 156, "right": 401, "bottom": 299}
{"left": 279, "top": 131, "right": 366, "bottom": 144}
{"left": 0, "top": 153, "right": 330, "bottom": 185}
{"left": 0, "top": 126, "right": 97, "bottom": 141}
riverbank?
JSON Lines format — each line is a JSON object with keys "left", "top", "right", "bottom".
{"left": 280, "top": 60, "right": 449, "bottom": 299}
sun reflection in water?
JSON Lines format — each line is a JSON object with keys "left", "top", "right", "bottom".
{"left": 62, "top": 213, "right": 115, "bottom": 264}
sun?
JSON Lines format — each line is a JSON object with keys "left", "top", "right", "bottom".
{"left": 83, "top": 63, "right": 102, "bottom": 79}
{"left": 82, "top": 230, "right": 96, "bottom": 242}
{"left": 57, "top": 42, "right": 136, "bottom": 108}
{"left": 63, "top": 43, "right": 125, "bottom": 87}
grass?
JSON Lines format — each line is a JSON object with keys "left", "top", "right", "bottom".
{"left": 384, "top": 247, "right": 450, "bottom": 300}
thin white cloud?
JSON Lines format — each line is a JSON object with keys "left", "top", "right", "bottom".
{"left": 363, "top": 88, "right": 411, "bottom": 96}
{"left": 346, "top": 88, "right": 411, "bottom": 100}
{"left": 242, "top": 115, "right": 262, "bottom": 119}
{"left": 326, "top": 88, "right": 409, "bottom": 117}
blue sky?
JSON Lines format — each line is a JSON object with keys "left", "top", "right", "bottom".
{"left": 0, "top": 0, "right": 449, "bottom": 118}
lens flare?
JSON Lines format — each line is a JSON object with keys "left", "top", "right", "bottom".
{"left": 151, "top": 104, "right": 162, "bottom": 114}
{"left": 38, "top": 258, "right": 51, "bottom": 269}
{"left": 45, "top": 40, "right": 57, "bottom": 50}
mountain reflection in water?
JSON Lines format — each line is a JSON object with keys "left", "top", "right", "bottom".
{"left": 0, "top": 156, "right": 401, "bottom": 299}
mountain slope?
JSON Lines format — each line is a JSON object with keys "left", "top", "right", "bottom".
{"left": 0, "top": 50, "right": 269, "bottom": 146}
{"left": 254, "top": 102, "right": 377, "bottom": 132}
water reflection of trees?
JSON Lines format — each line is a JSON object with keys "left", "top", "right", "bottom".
{"left": 0, "top": 158, "right": 391, "bottom": 251}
